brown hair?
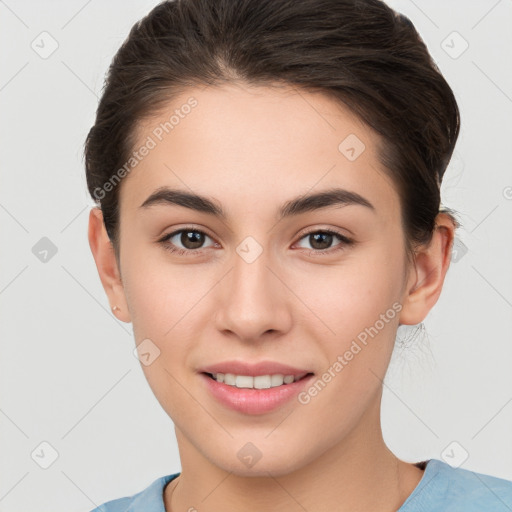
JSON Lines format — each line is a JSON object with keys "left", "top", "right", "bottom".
{"left": 84, "top": 0, "right": 460, "bottom": 263}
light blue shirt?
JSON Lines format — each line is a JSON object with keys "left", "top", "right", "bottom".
{"left": 89, "top": 459, "right": 512, "bottom": 511}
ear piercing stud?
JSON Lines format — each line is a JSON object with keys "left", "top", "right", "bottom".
{"left": 112, "top": 306, "right": 120, "bottom": 312}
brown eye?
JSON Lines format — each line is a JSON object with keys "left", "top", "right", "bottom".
{"left": 295, "top": 229, "right": 353, "bottom": 254}
{"left": 309, "top": 232, "right": 334, "bottom": 250}
{"left": 178, "top": 230, "right": 205, "bottom": 249}
{"left": 159, "top": 228, "right": 216, "bottom": 255}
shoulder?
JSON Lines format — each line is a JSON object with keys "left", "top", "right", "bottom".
{"left": 88, "top": 473, "right": 180, "bottom": 512}
{"left": 401, "top": 459, "right": 512, "bottom": 511}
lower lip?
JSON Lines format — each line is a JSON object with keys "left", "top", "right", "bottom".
{"left": 200, "top": 373, "right": 314, "bottom": 415}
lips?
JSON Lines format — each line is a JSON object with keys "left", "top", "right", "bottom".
{"left": 198, "top": 360, "right": 313, "bottom": 377}
{"left": 200, "top": 371, "right": 316, "bottom": 415}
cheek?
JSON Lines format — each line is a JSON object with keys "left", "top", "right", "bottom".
{"left": 121, "top": 244, "right": 200, "bottom": 338}
{"left": 123, "top": 263, "right": 200, "bottom": 417}
{"left": 287, "top": 248, "right": 405, "bottom": 400}
{"left": 293, "top": 249, "right": 403, "bottom": 338}
{"left": 122, "top": 258, "right": 213, "bottom": 397}
{"left": 123, "top": 234, "right": 405, "bottom": 353}
{"left": 290, "top": 260, "right": 403, "bottom": 425}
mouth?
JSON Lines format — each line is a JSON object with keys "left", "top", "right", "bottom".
{"left": 202, "top": 371, "right": 314, "bottom": 389}
{"left": 199, "top": 370, "right": 315, "bottom": 415}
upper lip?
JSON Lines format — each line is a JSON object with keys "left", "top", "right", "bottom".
{"left": 198, "top": 360, "right": 313, "bottom": 377}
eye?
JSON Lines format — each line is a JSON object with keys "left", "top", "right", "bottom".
{"left": 158, "top": 226, "right": 354, "bottom": 257}
{"left": 158, "top": 227, "right": 217, "bottom": 256}
{"left": 294, "top": 228, "right": 353, "bottom": 255}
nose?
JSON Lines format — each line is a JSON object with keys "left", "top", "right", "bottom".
{"left": 213, "top": 243, "right": 293, "bottom": 343}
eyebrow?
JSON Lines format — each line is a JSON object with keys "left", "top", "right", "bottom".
{"left": 139, "top": 186, "right": 375, "bottom": 220}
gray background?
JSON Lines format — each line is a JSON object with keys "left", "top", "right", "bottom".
{"left": 1, "top": 0, "right": 511, "bottom": 510}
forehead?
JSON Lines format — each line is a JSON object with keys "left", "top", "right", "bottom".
{"left": 120, "top": 83, "right": 400, "bottom": 224}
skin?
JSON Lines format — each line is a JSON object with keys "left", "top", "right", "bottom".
{"left": 88, "top": 82, "right": 454, "bottom": 512}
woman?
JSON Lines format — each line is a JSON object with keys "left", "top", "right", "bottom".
{"left": 85, "top": 0, "right": 512, "bottom": 510}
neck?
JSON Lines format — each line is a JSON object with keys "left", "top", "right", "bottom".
{"left": 165, "top": 392, "right": 424, "bottom": 512}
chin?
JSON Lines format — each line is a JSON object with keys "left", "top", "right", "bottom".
{"left": 209, "top": 444, "right": 313, "bottom": 478}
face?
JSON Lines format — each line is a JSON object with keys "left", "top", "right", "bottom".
{"left": 115, "top": 83, "right": 413, "bottom": 476}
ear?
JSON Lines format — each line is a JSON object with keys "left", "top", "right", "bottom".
{"left": 88, "top": 207, "right": 131, "bottom": 323}
{"left": 399, "top": 213, "right": 455, "bottom": 325}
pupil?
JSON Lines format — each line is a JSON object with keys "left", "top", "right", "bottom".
{"left": 182, "top": 231, "right": 204, "bottom": 249}
{"left": 311, "top": 232, "right": 332, "bottom": 250}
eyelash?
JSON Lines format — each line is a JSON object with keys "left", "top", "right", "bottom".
{"left": 157, "top": 226, "right": 354, "bottom": 257}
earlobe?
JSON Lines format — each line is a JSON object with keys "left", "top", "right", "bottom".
{"left": 399, "top": 214, "right": 455, "bottom": 326}
{"left": 87, "top": 207, "right": 131, "bottom": 323}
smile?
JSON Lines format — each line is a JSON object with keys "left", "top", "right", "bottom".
{"left": 206, "top": 372, "right": 309, "bottom": 389}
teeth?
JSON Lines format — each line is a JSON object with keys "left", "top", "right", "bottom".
{"left": 211, "top": 372, "right": 307, "bottom": 389}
